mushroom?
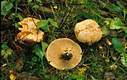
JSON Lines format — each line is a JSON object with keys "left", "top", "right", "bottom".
{"left": 18, "top": 17, "right": 40, "bottom": 32}
{"left": 46, "top": 38, "right": 82, "bottom": 70}
{"left": 17, "top": 17, "right": 44, "bottom": 45}
{"left": 74, "top": 19, "right": 102, "bottom": 45}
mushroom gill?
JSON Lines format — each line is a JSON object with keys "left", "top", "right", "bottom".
{"left": 46, "top": 38, "right": 82, "bottom": 70}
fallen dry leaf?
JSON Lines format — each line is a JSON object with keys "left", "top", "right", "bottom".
{"left": 104, "top": 38, "right": 112, "bottom": 46}
{"left": 82, "top": 63, "right": 91, "bottom": 66}
{"left": 10, "top": 74, "right": 16, "bottom": 80}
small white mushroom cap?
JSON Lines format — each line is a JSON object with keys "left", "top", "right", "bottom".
{"left": 74, "top": 19, "right": 102, "bottom": 45}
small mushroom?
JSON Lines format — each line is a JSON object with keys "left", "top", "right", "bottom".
{"left": 74, "top": 19, "right": 102, "bottom": 45}
{"left": 17, "top": 17, "right": 44, "bottom": 45}
{"left": 46, "top": 38, "right": 82, "bottom": 70}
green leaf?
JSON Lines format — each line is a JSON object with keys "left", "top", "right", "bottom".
{"left": 1, "top": 50, "right": 6, "bottom": 56}
{"left": 41, "top": 26, "right": 49, "bottom": 32}
{"left": 6, "top": 2, "right": 13, "bottom": 11}
{"left": 32, "top": 5, "right": 39, "bottom": 9}
{"left": 1, "top": 48, "right": 13, "bottom": 59}
{"left": 112, "top": 38, "right": 124, "bottom": 53}
{"left": 32, "top": 56, "right": 38, "bottom": 62}
{"left": 6, "top": 48, "right": 13, "bottom": 55}
{"left": 68, "top": 74, "right": 84, "bottom": 80}
{"left": 50, "top": 21, "right": 58, "bottom": 28}
{"left": 122, "top": 27, "right": 127, "bottom": 33}
{"left": 106, "top": 4, "right": 122, "bottom": 12}
{"left": 17, "top": 13, "right": 23, "bottom": 20}
{"left": 110, "top": 18, "right": 123, "bottom": 29}
{"left": 125, "top": 33, "right": 127, "bottom": 38}
{"left": 101, "top": 26, "right": 110, "bottom": 36}
{"left": 37, "top": 20, "right": 48, "bottom": 29}
{"left": 14, "top": 23, "right": 20, "bottom": 28}
{"left": 48, "top": 18, "right": 58, "bottom": 28}
{"left": 41, "top": 41, "right": 48, "bottom": 54}
{"left": 1, "top": 1, "right": 13, "bottom": 15}
{"left": 104, "top": 18, "right": 112, "bottom": 25}
{"left": 1, "top": 1, "right": 8, "bottom": 15}
{"left": 121, "top": 53, "right": 127, "bottom": 67}
{"left": 27, "top": 0, "right": 32, "bottom": 3}
{"left": 123, "top": 9, "right": 127, "bottom": 20}
{"left": 33, "top": 44, "right": 44, "bottom": 60}
{"left": 36, "top": 0, "right": 41, "bottom": 3}
{"left": 10, "top": 0, "right": 15, "bottom": 3}
{"left": 83, "top": 13, "right": 93, "bottom": 19}
{"left": 1, "top": 42, "right": 8, "bottom": 50}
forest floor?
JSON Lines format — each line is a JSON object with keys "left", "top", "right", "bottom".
{"left": 1, "top": 0, "right": 127, "bottom": 80}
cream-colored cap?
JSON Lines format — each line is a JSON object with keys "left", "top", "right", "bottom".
{"left": 74, "top": 19, "right": 102, "bottom": 45}
{"left": 46, "top": 38, "right": 82, "bottom": 70}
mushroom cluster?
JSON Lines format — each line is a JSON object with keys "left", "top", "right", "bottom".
{"left": 16, "top": 17, "right": 102, "bottom": 70}
{"left": 74, "top": 19, "right": 102, "bottom": 45}
{"left": 46, "top": 38, "right": 82, "bottom": 70}
{"left": 17, "top": 17, "right": 44, "bottom": 45}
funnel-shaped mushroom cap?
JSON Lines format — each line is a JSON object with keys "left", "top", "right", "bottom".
{"left": 46, "top": 38, "right": 82, "bottom": 70}
{"left": 74, "top": 19, "right": 102, "bottom": 45}
{"left": 17, "top": 17, "right": 44, "bottom": 45}
{"left": 18, "top": 17, "right": 40, "bottom": 32}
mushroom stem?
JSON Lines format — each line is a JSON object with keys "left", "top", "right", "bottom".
{"left": 61, "top": 52, "right": 72, "bottom": 60}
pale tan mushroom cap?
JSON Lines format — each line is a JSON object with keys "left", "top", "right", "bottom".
{"left": 17, "top": 17, "right": 44, "bottom": 43}
{"left": 46, "top": 38, "right": 82, "bottom": 70}
{"left": 74, "top": 19, "right": 102, "bottom": 45}
{"left": 18, "top": 17, "right": 40, "bottom": 32}
{"left": 17, "top": 30, "right": 44, "bottom": 42}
